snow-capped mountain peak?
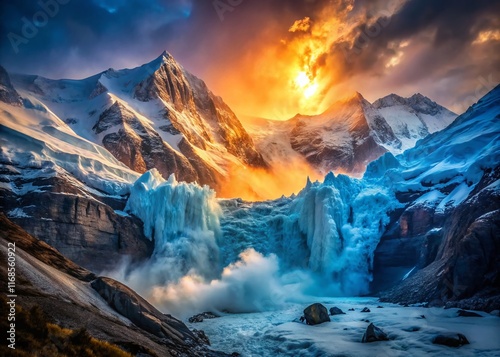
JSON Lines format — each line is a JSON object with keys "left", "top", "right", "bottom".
{"left": 372, "top": 92, "right": 457, "bottom": 148}
{"left": 3, "top": 52, "right": 266, "bottom": 194}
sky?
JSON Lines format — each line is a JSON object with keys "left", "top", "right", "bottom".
{"left": 1, "top": 0, "right": 499, "bottom": 119}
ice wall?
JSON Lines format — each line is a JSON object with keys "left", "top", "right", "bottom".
{"left": 121, "top": 168, "right": 399, "bottom": 314}
{"left": 125, "top": 169, "right": 222, "bottom": 282}
{"left": 220, "top": 172, "right": 400, "bottom": 296}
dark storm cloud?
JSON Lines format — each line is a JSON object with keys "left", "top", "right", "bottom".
{"left": 332, "top": 0, "right": 500, "bottom": 80}
{"left": 0, "top": 0, "right": 332, "bottom": 78}
{"left": 314, "top": 0, "right": 500, "bottom": 112}
{"left": 0, "top": 0, "right": 195, "bottom": 77}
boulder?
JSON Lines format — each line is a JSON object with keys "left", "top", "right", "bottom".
{"left": 362, "top": 323, "right": 389, "bottom": 343}
{"left": 361, "top": 307, "right": 371, "bottom": 313}
{"left": 432, "top": 333, "right": 469, "bottom": 347}
{"left": 303, "top": 303, "right": 330, "bottom": 325}
{"left": 329, "top": 307, "right": 345, "bottom": 316}
{"left": 457, "top": 309, "right": 482, "bottom": 317}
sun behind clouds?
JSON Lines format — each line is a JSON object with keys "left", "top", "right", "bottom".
{"left": 293, "top": 71, "right": 319, "bottom": 99}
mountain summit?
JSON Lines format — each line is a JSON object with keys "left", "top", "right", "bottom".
{"left": 7, "top": 51, "right": 266, "bottom": 191}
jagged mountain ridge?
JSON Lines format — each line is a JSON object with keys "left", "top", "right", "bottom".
{"left": 7, "top": 52, "right": 266, "bottom": 191}
{"left": 244, "top": 92, "right": 456, "bottom": 175}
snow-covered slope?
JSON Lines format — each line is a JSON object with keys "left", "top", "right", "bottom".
{"left": 368, "top": 85, "right": 500, "bottom": 199}
{"left": 0, "top": 98, "right": 139, "bottom": 195}
{"left": 245, "top": 92, "right": 456, "bottom": 176}
{"left": 0, "top": 67, "right": 155, "bottom": 272}
{"left": 8, "top": 51, "right": 266, "bottom": 191}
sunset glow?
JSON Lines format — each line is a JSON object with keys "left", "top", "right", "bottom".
{"left": 1, "top": 1, "right": 499, "bottom": 355}
{"left": 294, "top": 71, "right": 310, "bottom": 88}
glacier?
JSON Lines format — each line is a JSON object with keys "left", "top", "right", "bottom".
{"left": 117, "top": 166, "right": 400, "bottom": 315}
{"left": 220, "top": 172, "right": 400, "bottom": 297}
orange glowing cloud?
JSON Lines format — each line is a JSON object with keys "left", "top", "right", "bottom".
{"left": 289, "top": 17, "right": 312, "bottom": 33}
{"left": 197, "top": 4, "right": 356, "bottom": 121}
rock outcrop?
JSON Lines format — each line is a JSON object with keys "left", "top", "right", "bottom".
{"left": 0, "top": 213, "right": 95, "bottom": 281}
{"left": 0, "top": 164, "right": 153, "bottom": 272}
{"left": 0, "top": 65, "right": 22, "bottom": 106}
{"left": 91, "top": 277, "right": 197, "bottom": 343}
{"left": 189, "top": 312, "right": 220, "bottom": 323}
{"left": 0, "top": 214, "right": 226, "bottom": 356}
{"left": 95, "top": 101, "right": 199, "bottom": 184}
{"left": 378, "top": 166, "right": 500, "bottom": 310}
{"left": 361, "top": 323, "right": 389, "bottom": 343}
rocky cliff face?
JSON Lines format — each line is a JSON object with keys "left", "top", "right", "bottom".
{"left": 376, "top": 167, "right": 500, "bottom": 310}
{"left": 290, "top": 93, "right": 399, "bottom": 174}
{"left": 373, "top": 86, "right": 500, "bottom": 311}
{"left": 0, "top": 162, "right": 153, "bottom": 273}
{"left": 0, "top": 65, "right": 22, "bottom": 106}
{"left": 134, "top": 53, "right": 265, "bottom": 167}
{"left": 94, "top": 101, "right": 199, "bottom": 183}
